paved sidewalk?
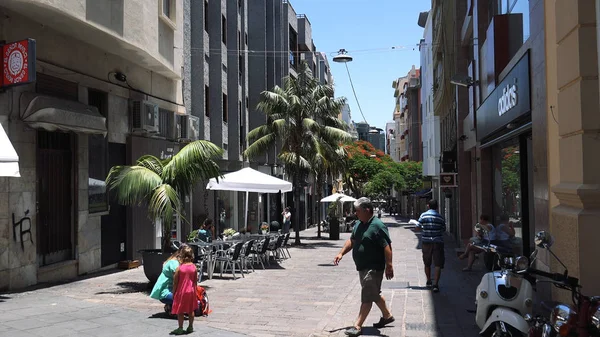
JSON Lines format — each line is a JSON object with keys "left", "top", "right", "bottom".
{"left": 0, "top": 215, "right": 485, "bottom": 337}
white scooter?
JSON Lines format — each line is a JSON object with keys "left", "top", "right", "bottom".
{"left": 473, "top": 224, "right": 535, "bottom": 337}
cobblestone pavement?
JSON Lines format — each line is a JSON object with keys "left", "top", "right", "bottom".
{"left": 0, "top": 215, "right": 486, "bottom": 337}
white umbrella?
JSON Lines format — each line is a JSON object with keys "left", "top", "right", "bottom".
{"left": 207, "top": 167, "right": 293, "bottom": 229}
{"left": 0, "top": 123, "right": 19, "bottom": 177}
{"left": 320, "top": 193, "right": 356, "bottom": 203}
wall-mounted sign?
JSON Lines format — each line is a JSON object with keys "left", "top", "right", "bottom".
{"left": 440, "top": 173, "right": 458, "bottom": 188}
{"left": 477, "top": 51, "right": 530, "bottom": 142}
{"left": 498, "top": 83, "right": 518, "bottom": 116}
{"left": 2, "top": 39, "right": 36, "bottom": 88}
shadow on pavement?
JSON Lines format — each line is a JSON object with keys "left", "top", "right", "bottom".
{"left": 316, "top": 263, "right": 336, "bottom": 267}
{"left": 290, "top": 241, "right": 338, "bottom": 249}
{"left": 95, "top": 281, "right": 152, "bottom": 295}
{"left": 327, "top": 326, "right": 388, "bottom": 337}
{"left": 0, "top": 268, "right": 128, "bottom": 295}
{"left": 0, "top": 295, "right": 10, "bottom": 302}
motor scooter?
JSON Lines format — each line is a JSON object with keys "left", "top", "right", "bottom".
{"left": 517, "top": 231, "right": 600, "bottom": 337}
{"left": 473, "top": 224, "right": 536, "bottom": 337}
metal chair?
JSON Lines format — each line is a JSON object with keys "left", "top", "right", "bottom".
{"left": 214, "top": 242, "right": 245, "bottom": 279}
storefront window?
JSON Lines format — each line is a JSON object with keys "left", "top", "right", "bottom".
{"left": 494, "top": 142, "right": 523, "bottom": 252}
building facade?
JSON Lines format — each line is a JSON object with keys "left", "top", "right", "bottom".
{"left": 0, "top": 0, "right": 185, "bottom": 290}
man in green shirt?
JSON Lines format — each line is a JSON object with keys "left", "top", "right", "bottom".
{"left": 334, "top": 197, "right": 395, "bottom": 336}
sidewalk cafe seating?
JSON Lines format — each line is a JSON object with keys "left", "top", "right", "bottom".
{"left": 249, "top": 237, "right": 270, "bottom": 268}
{"left": 215, "top": 242, "right": 245, "bottom": 279}
{"left": 240, "top": 239, "right": 256, "bottom": 274}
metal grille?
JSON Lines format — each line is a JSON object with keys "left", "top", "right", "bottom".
{"left": 36, "top": 73, "right": 78, "bottom": 101}
{"left": 37, "top": 131, "right": 72, "bottom": 263}
{"left": 158, "top": 108, "right": 173, "bottom": 138}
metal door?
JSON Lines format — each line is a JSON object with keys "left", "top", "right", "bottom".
{"left": 37, "top": 130, "right": 73, "bottom": 266}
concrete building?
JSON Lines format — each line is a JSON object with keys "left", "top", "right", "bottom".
{"left": 183, "top": 0, "right": 250, "bottom": 233}
{"left": 385, "top": 121, "right": 396, "bottom": 158}
{"left": 0, "top": 0, "right": 185, "bottom": 290}
{"left": 392, "top": 76, "right": 409, "bottom": 162}
{"left": 341, "top": 103, "right": 358, "bottom": 140}
{"left": 418, "top": 9, "right": 441, "bottom": 203}
{"left": 246, "top": 0, "right": 330, "bottom": 230}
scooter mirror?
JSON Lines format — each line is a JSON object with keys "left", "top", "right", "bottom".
{"left": 535, "top": 231, "right": 554, "bottom": 248}
{"left": 529, "top": 249, "right": 538, "bottom": 262}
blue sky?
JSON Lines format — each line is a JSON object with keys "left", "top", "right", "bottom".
{"left": 290, "top": 0, "right": 432, "bottom": 130}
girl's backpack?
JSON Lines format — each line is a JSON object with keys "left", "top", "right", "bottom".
{"left": 195, "top": 286, "right": 211, "bottom": 316}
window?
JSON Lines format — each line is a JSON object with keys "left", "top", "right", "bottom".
{"left": 205, "top": 85, "right": 210, "bottom": 117}
{"left": 494, "top": 0, "right": 530, "bottom": 43}
{"left": 36, "top": 73, "right": 78, "bottom": 101}
{"left": 159, "top": 0, "right": 176, "bottom": 29}
{"left": 222, "top": 93, "right": 228, "bottom": 122}
{"left": 222, "top": 15, "right": 227, "bottom": 44}
{"left": 204, "top": 0, "right": 209, "bottom": 32}
{"left": 288, "top": 26, "right": 298, "bottom": 69}
{"left": 88, "top": 89, "right": 109, "bottom": 213}
{"left": 239, "top": 101, "right": 245, "bottom": 148}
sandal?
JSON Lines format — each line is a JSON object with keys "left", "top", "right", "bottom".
{"left": 373, "top": 316, "right": 395, "bottom": 328}
{"left": 345, "top": 326, "right": 362, "bottom": 336}
{"left": 170, "top": 327, "right": 185, "bottom": 335}
{"left": 186, "top": 326, "right": 194, "bottom": 333}
{"left": 425, "top": 280, "right": 432, "bottom": 289}
{"left": 432, "top": 284, "right": 440, "bottom": 293}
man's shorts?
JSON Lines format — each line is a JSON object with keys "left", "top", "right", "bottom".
{"left": 358, "top": 269, "right": 384, "bottom": 303}
{"left": 422, "top": 242, "right": 445, "bottom": 268}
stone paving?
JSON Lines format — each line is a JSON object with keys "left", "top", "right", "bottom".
{"left": 0, "top": 215, "right": 486, "bottom": 337}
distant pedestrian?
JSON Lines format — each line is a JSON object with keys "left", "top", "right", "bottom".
{"left": 377, "top": 207, "right": 382, "bottom": 219}
{"left": 282, "top": 207, "right": 292, "bottom": 233}
{"left": 334, "top": 197, "right": 395, "bottom": 336}
{"left": 415, "top": 199, "right": 446, "bottom": 293}
{"left": 171, "top": 246, "right": 198, "bottom": 335}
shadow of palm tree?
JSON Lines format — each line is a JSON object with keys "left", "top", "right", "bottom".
{"left": 95, "top": 281, "right": 152, "bottom": 295}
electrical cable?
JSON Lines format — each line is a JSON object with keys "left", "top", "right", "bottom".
{"left": 344, "top": 62, "right": 368, "bottom": 124}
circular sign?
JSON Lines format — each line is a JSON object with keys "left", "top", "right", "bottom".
{"left": 7, "top": 49, "right": 24, "bottom": 76}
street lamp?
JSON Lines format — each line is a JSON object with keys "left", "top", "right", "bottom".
{"left": 333, "top": 49, "right": 353, "bottom": 63}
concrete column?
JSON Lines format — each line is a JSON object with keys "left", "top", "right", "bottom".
{"left": 551, "top": 0, "right": 600, "bottom": 296}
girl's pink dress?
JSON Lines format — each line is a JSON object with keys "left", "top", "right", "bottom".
{"left": 172, "top": 263, "right": 199, "bottom": 314}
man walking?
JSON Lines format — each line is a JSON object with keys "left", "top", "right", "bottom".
{"left": 415, "top": 199, "right": 446, "bottom": 292}
{"left": 334, "top": 197, "right": 395, "bottom": 336}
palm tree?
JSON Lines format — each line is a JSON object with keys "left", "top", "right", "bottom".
{"left": 106, "top": 140, "right": 224, "bottom": 252}
{"left": 244, "top": 62, "right": 351, "bottom": 245}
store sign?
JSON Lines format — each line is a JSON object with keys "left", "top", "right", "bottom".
{"left": 498, "top": 84, "right": 518, "bottom": 116}
{"left": 2, "top": 39, "right": 36, "bottom": 88}
{"left": 477, "top": 51, "right": 530, "bottom": 141}
{"left": 440, "top": 173, "right": 457, "bottom": 188}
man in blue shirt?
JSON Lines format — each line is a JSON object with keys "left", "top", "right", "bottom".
{"left": 415, "top": 199, "right": 446, "bottom": 292}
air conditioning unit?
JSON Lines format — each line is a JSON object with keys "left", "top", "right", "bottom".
{"left": 177, "top": 115, "right": 200, "bottom": 142}
{"left": 161, "top": 110, "right": 178, "bottom": 140}
{"left": 131, "top": 100, "right": 159, "bottom": 133}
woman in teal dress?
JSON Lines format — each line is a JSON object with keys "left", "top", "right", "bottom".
{"left": 150, "top": 246, "right": 185, "bottom": 308}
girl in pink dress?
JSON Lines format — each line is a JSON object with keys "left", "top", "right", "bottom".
{"left": 171, "top": 246, "right": 198, "bottom": 335}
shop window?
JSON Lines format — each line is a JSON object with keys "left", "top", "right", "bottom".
{"left": 495, "top": 0, "right": 530, "bottom": 43}
{"left": 88, "top": 89, "right": 109, "bottom": 213}
{"left": 493, "top": 141, "right": 523, "bottom": 253}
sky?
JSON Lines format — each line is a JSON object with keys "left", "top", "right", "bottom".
{"left": 290, "top": 0, "right": 432, "bottom": 130}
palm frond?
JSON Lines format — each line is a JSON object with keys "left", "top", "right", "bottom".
{"left": 244, "top": 133, "right": 276, "bottom": 159}
{"left": 106, "top": 166, "right": 163, "bottom": 206}
{"left": 162, "top": 140, "right": 224, "bottom": 194}
{"left": 136, "top": 155, "right": 164, "bottom": 175}
{"left": 148, "top": 184, "right": 182, "bottom": 232}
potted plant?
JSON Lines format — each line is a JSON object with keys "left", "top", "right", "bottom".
{"left": 105, "top": 140, "right": 223, "bottom": 283}
{"left": 222, "top": 228, "right": 236, "bottom": 240}
{"left": 260, "top": 222, "right": 270, "bottom": 234}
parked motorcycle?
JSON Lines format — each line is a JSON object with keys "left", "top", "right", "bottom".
{"left": 473, "top": 224, "right": 535, "bottom": 337}
{"left": 518, "top": 231, "right": 600, "bottom": 337}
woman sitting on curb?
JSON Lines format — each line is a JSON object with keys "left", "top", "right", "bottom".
{"left": 150, "top": 244, "right": 187, "bottom": 311}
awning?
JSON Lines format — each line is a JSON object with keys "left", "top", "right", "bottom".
{"left": 0, "top": 123, "right": 20, "bottom": 177}
{"left": 21, "top": 93, "right": 107, "bottom": 136}
{"left": 414, "top": 188, "right": 432, "bottom": 197}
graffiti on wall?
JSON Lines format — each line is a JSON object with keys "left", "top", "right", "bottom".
{"left": 12, "top": 210, "right": 33, "bottom": 250}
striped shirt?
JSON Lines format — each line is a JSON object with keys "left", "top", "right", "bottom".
{"left": 417, "top": 209, "right": 446, "bottom": 243}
